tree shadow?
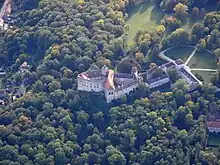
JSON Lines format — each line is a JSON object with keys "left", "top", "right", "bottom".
{"left": 126, "top": 5, "right": 141, "bottom": 19}
{"left": 139, "top": 2, "right": 152, "bottom": 14}
{"left": 126, "top": 2, "right": 153, "bottom": 19}
{"left": 150, "top": 6, "right": 164, "bottom": 25}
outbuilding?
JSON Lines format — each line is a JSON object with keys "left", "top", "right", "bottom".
{"left": 207, "top": 120, "right": 220, "bottom": 133}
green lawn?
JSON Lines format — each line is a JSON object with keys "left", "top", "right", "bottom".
{"left": 125, "top": 4, "right": 204, "bottom": 46}
{"left": 125, "top": 3, "right": 164, "bottom": 46}
{"left": 192, "top": 70, "right": 214, "bottom": 83}
{"left": 164, "top": 47, "right": 194, "bottom": 62}
{"left": 188, "top": 50, "right": 217, "bottom": 69}
{"left": 188, "top": 50, "right": 218, "bottom": 83}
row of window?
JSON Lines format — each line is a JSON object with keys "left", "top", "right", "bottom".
{"left": 107, "top": 84, "right": 139, "bottom": 96}
{"left": 150, "top": 79, "right": 169, "bottom": 87}
{"left": 80, "top": 82, "right": 103, "bottom": 89}
{"left": 91, "top": 77, "right": 105, "bottom": 80}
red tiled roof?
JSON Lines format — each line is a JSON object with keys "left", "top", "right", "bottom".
{"left": 131, "top": 66, "right": 138, "bottom": 74}
{"left": 20, "top": 61, "right": 28, "bottom": 69}
{"left": 105, "top": 69, "right": 115, "bottom": 90}
{"left": 207, "top": 121, "right": 220, "bottom": 128}
{"left": 5, "top": 4, "right": 11, "bottom": 15}
{"left": 78, "top": 73, "right": 90, "bottom": 80}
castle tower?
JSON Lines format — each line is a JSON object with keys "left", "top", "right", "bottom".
{"left": 131, "top": 66, "right": 138, "bottom": 79}
{"left": 101, "top": 65, "right": 108, "bottom": 75}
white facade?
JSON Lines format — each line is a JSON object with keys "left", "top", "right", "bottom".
{"left": 77, "top": 78, "right": 105, "bottom": 92}
{"left": 148, "top": 77, "right": 170, "bottom": 89}
{"left": 208, "top": 127, "right": 220, "bottom": 133}
{"left": 3, "top": 23, "right": 8, "bottom": 30}
{"left": 178, "top": 66, "right": 202, "bottom": 85}
{"left": 114, "top": 77, "right": 134, "bottom": 82}
{"left": 105, "top": 83, "right": 139, "bottom": 103}
{"left": 179, "top": 72, "right": 193, "bottom": 85}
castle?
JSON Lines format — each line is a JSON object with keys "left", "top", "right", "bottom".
{"left": 77, "top": 59, "right": 202, "bottom": 103}
{"left": 0, "top": 0, "right": 13, "bottom": 31}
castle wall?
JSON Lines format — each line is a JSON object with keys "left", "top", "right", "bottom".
{"left": 77, "top": 61, "right": 203, "bottom": 103}
{"left": 188, "top": 83, "right": 199, "bottom": 92}
{"left": 114, "top": 73, "right": 135, "bottom": 82}
{"left": 178, "top": 71, "right": 194, "bottom": 85}
{"left": 178, "top": 66, "right": 202, "bottom": 85}
{"left": 77, "top": 77, "right": 106, "bottom": 92}
{"left": 105, "top": 83, "right": 139, "bottom": 103}
{"left": 114, "top": 77, "right": 134, "bottom": 82}
{"left": 208, "top": 127, "right": 220, "bottom": 133}
{"left": 148, "top": 77, "right": 170, "bottom": 89}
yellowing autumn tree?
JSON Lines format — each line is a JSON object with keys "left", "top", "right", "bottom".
{"left": 174, "top": 3, "right": 188, "bottom": 21}
{"left": 156, "top": 25, "right": 166, "bottom": 36}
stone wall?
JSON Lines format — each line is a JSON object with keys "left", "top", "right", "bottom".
{"left": 77, "top": 77, "right": 106, "bottom": 92}
{"left": 148, "top": 77, "right": 170, "bottom": 89}
{"left": 105, "top": 82, "right": 139, "bottom": 103}
{"left": 208, "top": 127, "right": 220, "bottom": 133}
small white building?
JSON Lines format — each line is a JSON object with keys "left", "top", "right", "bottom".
{"left": 207, "top": 120, "right": 220, "bottom": 133}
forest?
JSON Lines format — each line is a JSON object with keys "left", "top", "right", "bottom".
{"left": 0, "top": 0, "right": 220, "bottom": 164}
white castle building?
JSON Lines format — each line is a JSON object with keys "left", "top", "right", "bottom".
{"left": 77, "top": 59, "right": 202, "bottom": 103}
{"left": 207, "top": 120, "right": 220, "bottom": 133}
{"left": 77, "top": 65, "right": 141, "bottom": 103}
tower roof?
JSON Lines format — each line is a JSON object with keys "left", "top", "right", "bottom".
{"left": 105, "top": 69, "right": 115, "bottom": 90}
{"left": 207, "top": 121, "right": 220, "bottom": 128}
{"left": 20, "top": 61, "right": 28, "bottom": 69}
{"left": 131, "top": 66, "right": 138, "bottom": 74}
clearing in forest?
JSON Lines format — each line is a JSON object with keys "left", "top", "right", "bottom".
{"left": 125, "top": 3, "right": 164, "bottom": 46}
